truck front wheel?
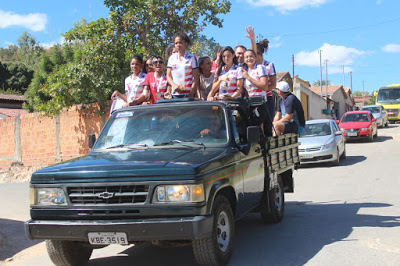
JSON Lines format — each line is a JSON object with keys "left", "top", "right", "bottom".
{"left": 192, "top": 195, "right": 234, "bottom": 265}
{"left": 260, "top": 174, "right": 285, "bottom": 223}
{"left": 46, "top": 240, "right": 93, "bottom": 266}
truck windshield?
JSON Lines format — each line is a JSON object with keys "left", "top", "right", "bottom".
{"left": 377, "top": 87, "right": 400, "bottom": 103}
{"left": 94, "top": 104, "right": 228, "bottom": 150}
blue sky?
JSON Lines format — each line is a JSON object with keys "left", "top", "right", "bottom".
{"left": 1, "top": 0, "right": 399, "bottom": 93}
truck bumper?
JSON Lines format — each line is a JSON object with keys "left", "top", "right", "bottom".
{"left": 25, "top": 215, "right": 213, "bottom": 242}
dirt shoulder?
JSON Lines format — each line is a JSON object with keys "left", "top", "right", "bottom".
{"left": 0, "top": 164, "right": 43, "bottom": 183}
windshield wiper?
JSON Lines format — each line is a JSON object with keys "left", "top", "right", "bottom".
{"left": 154, "top": 139, "right": 205, "bottom": 149}
{"left": 104, "top": 143, "right": 148, "bottom": 150}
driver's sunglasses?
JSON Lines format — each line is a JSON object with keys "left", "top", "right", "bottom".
{"left": 153, "top": 60, "right": 164, "bottom": 65}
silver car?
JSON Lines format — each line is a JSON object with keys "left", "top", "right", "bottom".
{"left": 299, "top": 119, "right": 346, "bottom": 166}
{"left": 361, "top": 105, "right": 389, "bottom": 127}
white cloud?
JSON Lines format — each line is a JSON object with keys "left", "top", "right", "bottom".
{"left": 295, "top": 43, "right": 367, "bottom": 74}
{"left": 0, "top": 9, "right": 47, "bottom": 31}
{"left": 244, "top": 0, "right": 328, "bottom": 13}
{"left": 382, "top": 44, "right": 400, "bottom": 53}
{"left": 269, "top": 35, "right": 282, "bottom": 48}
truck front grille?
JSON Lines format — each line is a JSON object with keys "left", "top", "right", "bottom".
{"left": 67, "top": 185, "right": 149, "bottom": 206}
{"left": 386, "top": 109, "right": 399, "bottom": 117}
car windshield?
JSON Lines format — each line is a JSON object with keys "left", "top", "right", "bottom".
{"left": 341, "top": 113, "right": 370, "bottom": 123}
{"left": 361, "top": 107, "right": 380, "bottom": 113}
{"left": 377, "top": 87, "right": 400, "bottom": 103}
{"left": 300, "top": 122, "right": 331, "bottom": 137}
{"left": 93, "top": 104, "right": 228, "bottom": 150}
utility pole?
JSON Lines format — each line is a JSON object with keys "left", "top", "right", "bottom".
{"left": 292, "top": 55, "right": 295, "bottom": 80}
{"left": 349, "top": 71, "right": 352, "bottom": 91}
{"left": 325, "top": 59, "right": 329, "bottom": 108}
{"left": 318, "top": 50, "right": 323, "bottom": 95}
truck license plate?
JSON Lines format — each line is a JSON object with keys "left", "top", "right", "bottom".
{"left": 347, "top": 132, "right": 357, "bottom": 137}
{"left": 88, "top": 232, "right": 128, "bottom": 245}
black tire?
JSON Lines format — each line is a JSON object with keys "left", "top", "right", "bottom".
{"left": 331, "top": 148, "right": 340, "bottom": 166}
{"left": 340, "top": 145, "right": 346, "bottom": 159}
{"left": 193, "top": 195, "right": 234, "bottom": 265}
{"left": 46, "top": 240, "right": 93, "bottom": 266}
{"left": 259, "top": 174, "right": 285, "bottom": 223}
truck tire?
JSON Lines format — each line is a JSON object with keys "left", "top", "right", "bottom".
{"left": 46, "top": 240, "right": 93, "bottom": 266}
{"left": 192, "top": 195, "right": 234, "bottom": 265}
{"left": 260, "top": 174, "right": 284, "bottom": 223}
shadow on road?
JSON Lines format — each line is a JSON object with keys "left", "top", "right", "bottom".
{"left": 373, "top": 135, "right": 393, "bottom": 142}
{"left": 298, "top": 155, "right": 366, "bottom": 168}
{"left": 87, "top": 202, "right": 398, "bottom": 266}
{"left": 0, "top": 218, "right": 42, "bottom": 261}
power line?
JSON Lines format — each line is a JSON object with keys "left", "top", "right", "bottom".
{"left": 267, "top": 17, "right": 400, "bottom": 38}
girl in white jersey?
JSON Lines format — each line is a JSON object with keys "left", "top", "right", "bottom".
{"left": 111, "top": 55, "right": 148, "bottom": 109}
{"left": 166, "top": 32, "right": 199, "bottom": 98}
{"left": 246, "top": 26, "right": 276, "bottom": 136}
{"left": 207, "top": 46, "right": 243, "bottom": 101}
{"left": 242, "top": 50, "right": 268, "bottom": 98}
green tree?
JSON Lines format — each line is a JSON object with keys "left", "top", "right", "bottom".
{"left": 190, "top": 34, "right": 220, "bottom": 58}
{"left": 16, "top": 31, "right": 44, "bottom": 71}
{"left": 30, "top": 0, "right": 231, "bottom": 116}
{"left": 352, "top": 90, "right": 370, "bottom": 97}
{"left": 0, "top": 45, "right": 19, "bottom": 62}
{"left": 4, "top": 62, "right": 34, "bottom": 94}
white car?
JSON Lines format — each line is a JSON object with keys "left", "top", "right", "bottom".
{"left": 299, "top": 119, "right": 346, "bottom": 166}
{"left": 361, "top": 105, "right": 389, "bottom": 127}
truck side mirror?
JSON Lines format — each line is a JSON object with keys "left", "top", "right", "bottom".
{"left": 88, "top": 134, "right": 96, "bottom": 149}
{"left": 247, "top": 126, "right": 260, "bottom": 144}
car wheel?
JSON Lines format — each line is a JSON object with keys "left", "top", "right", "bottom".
{"left": 369, "top": 132, "right": 374, "bottom": 142}
{"left": 46, "top": 240, "right": 93, "bottom": 266}
{"left": 259, "top": 174, "right": 285, "bottom": 223}
{"left": 340, "top": 144, "right": 346, "bottom": 159}
{"left": 374, "top": 129, "right": 378, "bottom": 138}
{"left": 193, "top": 195, "right": 234, "bottom": 265}
{"left": 331, "top": 148, "right": 340, "bottom": 166}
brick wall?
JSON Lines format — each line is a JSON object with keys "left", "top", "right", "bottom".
{"left": 0, "top": 103, "right": 109, "bottom": 171}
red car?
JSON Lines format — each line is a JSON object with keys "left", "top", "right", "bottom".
{"left": 337, "top": 111, "right": 378, "bottom": 141}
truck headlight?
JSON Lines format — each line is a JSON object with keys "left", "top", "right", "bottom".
{"left": 154, "top": 184, "right": 205, "bottom": 203}
{"left": 30, "top": 188, "right": 67, "bottom": 206}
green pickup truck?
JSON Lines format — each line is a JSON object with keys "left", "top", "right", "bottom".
{"left": 25, "top": 98, "right": 300, "bottom": 265}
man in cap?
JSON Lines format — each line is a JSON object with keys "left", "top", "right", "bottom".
{"left": 273, "top": 81, "right": 305, "bottom": 136}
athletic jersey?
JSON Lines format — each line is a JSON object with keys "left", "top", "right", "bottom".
{"left": 211, "top": 60, "right": 218, "bottom": 73}
{"left": 167, "top": 51, "right": 198, "bottom": 96}
{"left": 242, "top": 64, "right": 268, "bottom": 98}
{"left": 125, "top": 72, "right": 147, "bottom": 102}
{"left": 262, "top": 60, "right": 276, "bottom": 97}
{"left": 217, "top": 65, "right": 243, "bottom": 97}
{"left": 144, "top": 72, "right": 168, "bottom": 103}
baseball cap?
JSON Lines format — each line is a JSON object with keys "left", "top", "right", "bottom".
{"left": 276, "top": 81, "right": 290, "bottom": 92}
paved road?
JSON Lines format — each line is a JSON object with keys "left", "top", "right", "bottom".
{"left": 1, "top": 124, "right": 400, "bottom": 265}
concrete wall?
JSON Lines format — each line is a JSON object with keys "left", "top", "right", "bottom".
{"left": 0, "top": 103, "right": 108, "bottom": 171}
{"left": 293, "top": 82, "right": 330, "bottom": 121}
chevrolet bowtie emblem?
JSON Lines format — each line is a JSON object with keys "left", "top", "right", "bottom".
{"left": 98, "top": 192, "right": 114, "bottom": 199}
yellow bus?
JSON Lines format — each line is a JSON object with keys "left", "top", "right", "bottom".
{"left": 376, "top": 84, "right": 400, "bottom": 123}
